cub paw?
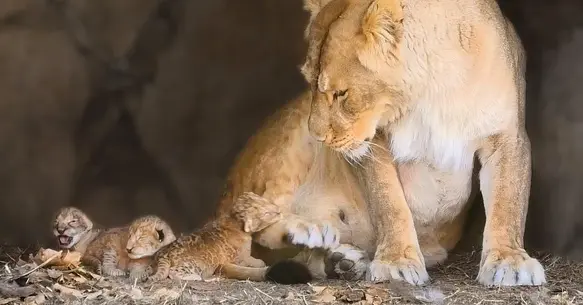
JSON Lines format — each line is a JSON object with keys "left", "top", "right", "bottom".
{"left": 102, "top": 267, "right": 126, "bottom": 277}
{"left": 129, "top": 270, "right": 149, "bottom": 282}
{"left": 477, "top": 248, "right": 546, "bottom": 286}
{"left": 365, "top": 257, "right": 429, "bottom": 286}
{"left": 324, "top": 244, "right": 370, "bottom": 280}
{"left": 286, "top": 220, "right": 339, "bottom": 250}
{"left": 148, "top": 273, "right": 167, "bottom": 281}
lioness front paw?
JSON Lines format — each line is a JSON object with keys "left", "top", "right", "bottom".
{"left": 325, "top": 244, "right": 370, "bottom": 280}
{"left": 286, "top": 220, "right": 339, "bottom": 250}
{"left": 477, "top": 248, "right": 546, "bottom": 286}
{"left": 365, "top": 256, "right": 429, "bottom": 285}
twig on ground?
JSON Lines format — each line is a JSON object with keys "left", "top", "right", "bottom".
{"left": 11, "top": 250, "right": 61, "bottom": 281}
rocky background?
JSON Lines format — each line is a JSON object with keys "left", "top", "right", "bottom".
{"left": 0, "top": 0, "right": 582, "bottom": 259}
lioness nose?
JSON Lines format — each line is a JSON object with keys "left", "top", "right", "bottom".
{"left": 308, "top": 120, "right": 329, "bottom": 142}
{"left": 311, "top": 132, "right": 326, "bottom": 142}
{"left": 126, "top": 247, "right": 133, "bottom": 253}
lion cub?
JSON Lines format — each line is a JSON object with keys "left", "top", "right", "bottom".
{"left": 53, "top": 206, "right": 102, "bottom": 255}
{"left": 83, "top": 215, "right": 176, "bottom": 280}
{"left": 53, "top": 207, "right": 176, "bottom": 280}
{"left": 146, "top": 192, "right": 282, "bottom": 281}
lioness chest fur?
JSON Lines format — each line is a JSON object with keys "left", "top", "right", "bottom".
{"left": 388, "top": 0, "right": 519, "bottom": 228}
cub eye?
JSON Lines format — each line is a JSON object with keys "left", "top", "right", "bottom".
{"left": 156, "top": 229, "right": 165, "bottom": 242}
{"left": 68, "top": 220, "right": 78, "bottom": 226}
{"left": 333, "top": 90, "right": 348, "bottom": 100}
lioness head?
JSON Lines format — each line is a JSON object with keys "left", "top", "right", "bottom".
{"left": 301, "top": 0, "right": 405, "bottom": 159}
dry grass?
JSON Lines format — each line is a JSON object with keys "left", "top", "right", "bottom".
{"left": 0, "top": 245, "right": 582, "bottom": 305}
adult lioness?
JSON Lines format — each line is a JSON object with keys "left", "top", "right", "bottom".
{"left": 219, "top": 0, "right": 546, "bottom": 287}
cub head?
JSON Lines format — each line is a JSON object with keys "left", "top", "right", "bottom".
{"left": 126, "top": 215, "right": 177, "bottom": 259}
{"left": 231, "top": 192, "right": 283, "bottom": 233}
{"left": 53, "top": 206, "right": 93, "bottom": 249}
{"left": 301, "top": 0, "right": 406, "bottom": 160}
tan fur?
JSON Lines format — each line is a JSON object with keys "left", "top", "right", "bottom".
{"left": 126, "top": 215, "right": 177, "bottom": 259}
{"left": 150, "top": 192, "right": 282, "bottom": 281}
{"left": 53, "top": 207, "right": 101, "bottom": 255}
{"left": 219, "top": 90, "right": 374, "bottom": 282}
{"left": 80, "top": 215, "right": 175, "bottom": 281}
{"left": 218, "top": 0, "right": 545, "bottom": 287}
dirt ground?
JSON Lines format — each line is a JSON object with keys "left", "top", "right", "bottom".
{"left": 0, "top": 246, "right": 581, "bottom": 305}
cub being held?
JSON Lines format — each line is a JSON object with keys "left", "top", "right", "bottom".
{"left": 148, "top": 192, "right": 282, "bottom": 281}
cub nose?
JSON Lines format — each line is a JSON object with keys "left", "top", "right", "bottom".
{"left": 56, "top": 228, "right": 65, "bottom": 234}
{"left": 126, "top": 247, "right": 133, "bottom": 253}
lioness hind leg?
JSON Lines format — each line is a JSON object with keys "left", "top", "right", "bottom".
{"left": 288, "top": 244, "right": 370, "bottom": 281}
{"left": 324, "top": 244, "right": 370, "bottom": 280}
{"left": 417, "top": 233, "right": 448, "bottom": 268}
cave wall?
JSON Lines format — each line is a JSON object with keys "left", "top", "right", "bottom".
{"left": 0, "top": 0, "right": 308, "bottom": 245}
{"left": 497, "top": 0, "right": 583, "bottom": 257}
{"left": 0, "top": 0, "right": 583, "bottom": 258}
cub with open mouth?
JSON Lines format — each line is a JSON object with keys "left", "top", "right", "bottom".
{"left": 52, "top": 207, "right": 176, "bottom": 280}
{"left": 53, "top": 206, "right": 101, "bottom": 253}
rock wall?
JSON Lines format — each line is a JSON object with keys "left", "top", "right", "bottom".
{"left": 0, "top": 0, "right": 308, "bottom": 245}
{"left": 1, "top": 0, "right": 583, "bottom": 259}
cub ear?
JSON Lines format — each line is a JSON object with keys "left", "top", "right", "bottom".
{"left": 156, "top": 229, "right": 165, "bottom": 242}
{"left": 243, "top": 217, "right": 255, "bottom": 233}
{"left": 360, "top": 0, "right": 404, "bottom": 59}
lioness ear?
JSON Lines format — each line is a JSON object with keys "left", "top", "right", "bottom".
{"left": 360, "top": 0, "right": 404, "bottom": 60}
{"left": 303, "top": 0, "right": 330, "bottom": 16}
{"left": 300, "top": 0, "right": 349, "bottom": 83}
{"left": 302, "top": 0, "right": 336, "bottom": 33}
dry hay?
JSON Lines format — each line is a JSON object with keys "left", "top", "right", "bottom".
{"left": 0, "top": 245, "right": 582, "bottom": 305}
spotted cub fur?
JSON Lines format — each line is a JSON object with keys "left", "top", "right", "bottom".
{"left": 149, "top": 192, "right": 282, "bottom": 281}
